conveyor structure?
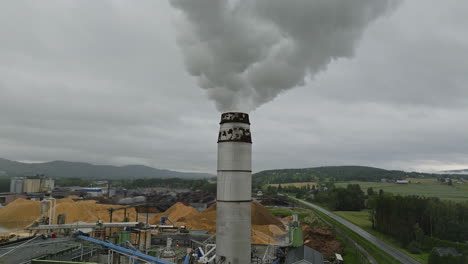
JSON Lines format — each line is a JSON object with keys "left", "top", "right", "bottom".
{"left": 76, "top": 235, "right": 175, "bottom": 264}
{"left": 28, "top": 222, "right": 141, "bottom": 230}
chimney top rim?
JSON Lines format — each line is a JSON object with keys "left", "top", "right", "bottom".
{"left": 220, "top": 112, "right": 250, "bottom": 125}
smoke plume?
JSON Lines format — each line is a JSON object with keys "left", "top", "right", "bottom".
{"left": 170, "top": 0, "right": 399, "bottom": 112}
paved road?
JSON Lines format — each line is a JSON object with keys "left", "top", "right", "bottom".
{"left": 293, "top": 198, "right": 421, "bottom": 264}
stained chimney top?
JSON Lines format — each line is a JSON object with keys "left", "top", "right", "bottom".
{"left": 220, "top": 112, "right": 250, "bottom": 125}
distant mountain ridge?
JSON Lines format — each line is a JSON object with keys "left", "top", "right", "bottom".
{"left": 441, "top": 169, "right": 468, "bottom": 174}
{"left": 253, "top": 165, "right": 468, "bottom": 187}
{"left": 0, "top": 158, "right": 213, "bottom": 179}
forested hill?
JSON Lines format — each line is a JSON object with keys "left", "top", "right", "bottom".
{"left": 442, "top": 169, "right": 468, "bottom": 174}
{"left": 252, "top": 166, "right": 466, "bottom": 186}
{"left": 0, "top": 158, "right": 213, "bottom": 179}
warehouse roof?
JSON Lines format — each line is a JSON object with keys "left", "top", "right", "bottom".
{"left": 285, "top": 245, "right": 324, "bottom": 264}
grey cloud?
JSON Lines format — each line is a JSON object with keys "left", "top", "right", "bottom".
{"left": 253, "top": 96, "right": 468, "bottom": 172}
{"left": 310, "top": 0, "right": 468, "bottom": 107}
{"left": 0, "top": 0, "right": 467, "bottom": 173}
{"left": 171, "top": 0, "right": 400, "bottom": 111}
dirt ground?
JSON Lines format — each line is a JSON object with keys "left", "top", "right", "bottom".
{"left": 302, "top": 225, "right": 343, "bottom": 258}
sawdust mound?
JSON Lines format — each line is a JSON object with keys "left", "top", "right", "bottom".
{"left": 178, "top": 203, "right": 217, "bottom": 232}
{"left": 149, "top": 202, "right": 200, "bottom": 224}
{"left": 0, "top": 199, "right": 42, "bottom": 228}
{"left": 55, "top": 200, "right": 137, "bottom": 223}
{"left": 252, "top": 227, "right": 276, "bottom": 244}
{"left": 56, "top": 197, "right": 72, "bottom": 204}
{"left": 180, "top": 202, "right": 284, "bottom": 228}
{"left": 303, "top": 225, "right": 342, "bottom": 257}
{"left": 251, "top": 224, "right": 287, "bottom": 244}
{"left": 0, "top": 198, "right": 137, "bottom": 229}
{"left": 177, "top": 202, "right": 287, "bottom": 245}
{"left": 251, "top": 202, "right": 283, "bottom": 226}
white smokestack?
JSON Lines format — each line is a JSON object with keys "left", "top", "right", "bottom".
{"left": 216, "top": 112, "right": 252, "bottom": 263}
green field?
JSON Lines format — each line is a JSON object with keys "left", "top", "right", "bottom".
{"left": 335, "top": 179, "right": 468, "bottom": 201}
{"left": 334, "top": 210, "right": 372, "bottom": 227}
{"left": 309, "top": 208, "right": 401, "bottom": 264}
{"left": 334, "top": 210, "right": 429, "bottom": 264}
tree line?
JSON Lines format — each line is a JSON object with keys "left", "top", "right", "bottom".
{"left": 309, "top": 183, "right": 366, "bottom": 211}
{"left": 370, "top": 194, "right": 468, "bottom": 255}
{"left": 252, "top": 166, "right": 467, "bottom": 187}
{"left": 267, "top": 182, "right": 367, "bottom": 211}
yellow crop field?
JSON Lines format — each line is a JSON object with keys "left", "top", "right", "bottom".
{"left": 269, "top": 182, "right": 319, "bottom": 188}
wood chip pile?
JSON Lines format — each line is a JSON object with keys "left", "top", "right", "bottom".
{"left": 152, "top": 202, "right": 287, "bottom": 245}
{"left": 0, "top": 198, "right": 137, "bottom": 229}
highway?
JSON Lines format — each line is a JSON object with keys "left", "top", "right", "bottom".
{"left": 292, "top": 198, "right": 421, "bottom": 264}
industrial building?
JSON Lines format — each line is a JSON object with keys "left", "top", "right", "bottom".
{"left": 80, "top": 187, "right": 104, "bottom": 197}
{"left": 285, "top": 246, "right": 325, "bottom": 264}
{"left": 0, "top": 113, "right": 330, "bottom": 264}
{"left": 9, "top": 177, "right": 24, "bottom": 194}
{"left": 24, "top": 177, "right": 42, "bottom": 193}
{"left": 13, "top": 210, "right": 323, "bottom": 264}
{"left": 9, "top": 175, "right": 55, "bottom": 194}
{"left": 0, "top": 192, "right": 26, "bottom": 206}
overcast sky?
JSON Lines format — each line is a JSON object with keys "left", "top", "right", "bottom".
{"left": 1, "top": 0, "right": 467, "bottom": 173}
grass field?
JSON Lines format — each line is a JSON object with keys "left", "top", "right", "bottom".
{"left": 269, "top": 182, "right": 319, "bottom": 188}
{"left": 334, "top": 210, "right": 429, "bottom": 264}
{"left": 308, "top": 207, "right": 401, "bottom": 264}
{"left": 267, "top": 207, "right": 311, "bottom": 218}
{"left": 335, "top": 179, "right": 468, "bottom": 201}
{"left": 334, "top": 210, "right": 372, "bottom": 227}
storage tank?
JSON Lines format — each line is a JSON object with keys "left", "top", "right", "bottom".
{"left": 10, "top": 177, "right": 24, "bottom": 194}
{"left": 23, "top": 178, "right": 41, "bottom": 193}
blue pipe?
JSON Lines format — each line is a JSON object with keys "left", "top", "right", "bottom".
{"left": 184, "top": 254, "right": 190, "bottom": 264}
{"left": 77, "top": 235, "right": 175, "bottom": 264}
{"left": 272, "top": 258, "right": 281, "bottom": 264}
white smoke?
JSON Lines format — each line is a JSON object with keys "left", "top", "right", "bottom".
{"left": 170, "top": 0, "right": 400, "bottom": 112}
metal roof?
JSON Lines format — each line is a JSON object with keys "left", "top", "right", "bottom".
{"left": 433, "top": 247, "right": 462, "bottom": 257}
{"left": 77, "top": 235, "right": 175, "bottom": 264}
{"left": 285, "top": 246, "right": 324, "bottom": 264}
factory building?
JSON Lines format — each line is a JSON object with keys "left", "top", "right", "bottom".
{"left": 40, "top": 177, "right": 55, "bottom": 191}
{"left": 9, "top": 177, "right": 24, "bottom": 194}
{"left": 0, "top": 192, "right": 27, "bottom": 206}
{"left": 285, "top": 246, "right": 325, "bottom": 264}
{"left": 9, "top": 175, "right": 55, "bottom": 194}
{"left": 24, "top": 178, "right": 42, "bottom": 193}
{"left": 80, "top": 187, "right": 104, "bottom": 197}
{"left": 0, "top": 113, "right": 331, "bottom": 264}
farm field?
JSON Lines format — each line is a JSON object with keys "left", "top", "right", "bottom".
{"left": 268, "top": 182, "right": 319, "bottom": 188}
{"left": 335, "top": 179, "right": 468, "bottom": 201}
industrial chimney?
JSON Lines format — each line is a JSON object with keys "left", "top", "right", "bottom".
{"left": 216, "top": 112, "right": 252, "bottom": 264}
